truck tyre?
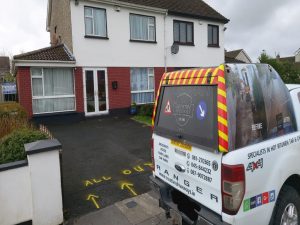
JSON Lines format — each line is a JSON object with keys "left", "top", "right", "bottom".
{"left": 271, "top": 185, "right": 300, "bottom": 225}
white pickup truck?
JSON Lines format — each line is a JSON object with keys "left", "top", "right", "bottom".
{"left": 150, "top": 64, "right": 300, "bottom": 225}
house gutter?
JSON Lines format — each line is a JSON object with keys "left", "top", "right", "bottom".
{"left": 13, "top": 60, "right": 76, "bottom": 68}
{"left": 82, "top": 0, "right": 167, "bottom": 14}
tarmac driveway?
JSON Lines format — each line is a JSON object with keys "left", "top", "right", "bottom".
{"left": 47, "top": 115, "right": 152, "bottom": 219}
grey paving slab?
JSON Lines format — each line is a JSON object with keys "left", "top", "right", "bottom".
{"left": 115, "top": 193, "right": 164, "bottom": 225}
{"left": 71, "top": 205, "right": 131, "bottom": 225}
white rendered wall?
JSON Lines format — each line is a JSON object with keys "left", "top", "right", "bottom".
{"left": 0, "top": 145, "right": 63, "bottom": 225}
{"left": 28, "top": 151, "right": 63, "bottom": 225}
{"left": 0, "top": 166, "right": 32, "bottom": 225}
{"left": 70, "top": 1, "right": 225, "bottom": 68}
{"left": 165, "top": 15, "right": 225, "bottom": 67}
{"left": 71, "top": 2, "right": 165, "bottom": 67}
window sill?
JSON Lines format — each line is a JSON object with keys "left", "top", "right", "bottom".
{"left": 208, "top": 44, "right": 220, "bottom": 48}
{"left": 85, "top": 35, "right": 109, "bottom": 40}
{"left": 173, "top": 42, "right": 195, "bottom": 46}
{"left": 130, "top": 39, "right": 157, "bottom": 44}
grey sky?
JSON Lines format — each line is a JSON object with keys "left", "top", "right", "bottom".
{"left": 0, "top": 0, "right": 299, "bottom": 62}
{"left": 205, "top": 0, "right": 300, "bottom": 61}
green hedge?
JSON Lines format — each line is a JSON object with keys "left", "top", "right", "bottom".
{"left": 0, "top": 128, "right": 48, "bottom": 164}
{"left": 137, "top": 104, "right": 154, "bottom": 117}
{"left": 0, "top": 102, "right": 28, "bottom": 139}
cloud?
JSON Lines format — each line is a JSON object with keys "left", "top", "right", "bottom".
{"left": 204, "top": 0, "right": 300, "bottom": 61}
{"left": 0, "top": 0, "right": 48, "bottom": 56}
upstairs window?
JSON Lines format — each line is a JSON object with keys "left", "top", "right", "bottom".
{"left": 208, "top": 24, "right": 219, "bottom": 47}
{"left": 173, "top": 20, "right": 194, "bottom": 45}
{"left": 130, "top": 14, "right": 156, "bottom": 42}
{"left": 84, "top": 6, "right": 107, "bottom": 38}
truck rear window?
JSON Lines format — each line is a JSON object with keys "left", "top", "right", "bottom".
{"left": 154, "top": 85, "right": 218, "bottom": 150}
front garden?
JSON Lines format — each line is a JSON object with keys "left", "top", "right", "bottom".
{"left": 131, "top": 103, "right": 154, "bottom": 126}
{"left": 0, "top": 102, "right": 48, "bottom": 164}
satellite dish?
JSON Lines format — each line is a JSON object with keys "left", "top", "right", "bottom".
{"left": 171, "top": 44, "right": 179, "bottom": 54}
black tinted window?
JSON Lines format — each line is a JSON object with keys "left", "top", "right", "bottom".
{"left": 154, "top": 85, "right": 218, "bottom": 150}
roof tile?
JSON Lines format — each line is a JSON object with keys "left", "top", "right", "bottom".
{"left": 118, "top": 0, "right": 229, "bottom": 23}
{"left": 13, "top": 44, "right": 75, "bottom": 61}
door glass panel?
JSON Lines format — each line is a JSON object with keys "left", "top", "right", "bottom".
{"left": 85, "top": 70, "right": 95, "bottom": 112}
{"left": 97, "top": 70, "right": 107, "bottom": 111}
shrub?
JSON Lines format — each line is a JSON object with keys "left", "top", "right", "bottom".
{"left": 0, "top": 102, "right": 28, "bottom": 139}
{"left": 138, "top": 104, "right": 154, "bottom": 117}
{"left": 0, "top": 128, "right": 48, "bottom": 164}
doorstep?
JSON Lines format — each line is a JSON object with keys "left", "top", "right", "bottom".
{"left": 66, "top": 191, "right": 172, "bottom": 225}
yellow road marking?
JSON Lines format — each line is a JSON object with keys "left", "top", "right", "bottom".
{"left": 121, "top": 182, "right": 137, "bottom": 196}
{"left": 87, "top": 194, "right": 100, "bottom": 209}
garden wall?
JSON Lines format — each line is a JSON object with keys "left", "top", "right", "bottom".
{"left": 0, "top": 139, "right": 63, "bottom": 225}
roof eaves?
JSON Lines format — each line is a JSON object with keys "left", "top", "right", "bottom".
{"left": 86, "top": 0, "right": 167, "bottom": 14}
{"left": 13, "top": 44, "right": 64, "bottom": 60}
{"left": 168, "top": 10, "right": 229, "bottom": 24}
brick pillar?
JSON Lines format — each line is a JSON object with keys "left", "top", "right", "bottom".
{"left": 107, "top": 67, "right": 131, "bottom": 109}
{"left": 17, "top": 67, "right": 33, "bottom": 117}
{"left": 74, "top": 67, "right": 84, "bottom": 113}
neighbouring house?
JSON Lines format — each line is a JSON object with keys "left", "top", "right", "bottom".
{"left": 0, "top": 56, "right": 10, "bottom": 82}
{"left": 225, "top": 49, "right": 252, "bottom": 63}
{"left": 277, "top": 48, "right": 300, "bottom": 70}
{"left": 14, "top": 0, "right": 229, "bottom": 118}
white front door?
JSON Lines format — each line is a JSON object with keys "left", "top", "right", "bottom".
{"left": 83, "top": 68, "right": 109, "bottom": 116}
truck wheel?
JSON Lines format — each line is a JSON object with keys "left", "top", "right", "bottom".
{"left": 272, "top": 185, "right": 300, "bottom": 225}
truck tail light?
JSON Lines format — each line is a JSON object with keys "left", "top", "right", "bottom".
{"left": 221, "top": 164, "right": 245, "bottom": 215}
{"left": 150, "top": 138, "right": 155, "bottom": 171}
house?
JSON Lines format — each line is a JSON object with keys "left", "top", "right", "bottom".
{"left": 225, "top": 49, "right": 252, "bottom": 63}
{"left": 0, "top": 56, "right": 10, "bottom": 82}
{"left": 14, "top": 0, "right": 229, "bottom": 118}
{"left": 277, "top": 49, "right": 300, "bottom": 70}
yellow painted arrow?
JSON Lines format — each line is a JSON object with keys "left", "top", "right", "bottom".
{"left": 87, "top": 194, "right": 100, "bottom": 209}
{"left": 121, "top": 182, "right": 137, "bottom": 196}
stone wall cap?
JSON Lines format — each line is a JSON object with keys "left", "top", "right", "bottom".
{"left": 0, "top": 160, "right": 28, "bottom": 172}
{"left": 25, "top": 139, "right": 62, "bottom": 155}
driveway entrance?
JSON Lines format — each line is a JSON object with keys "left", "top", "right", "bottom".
{"left": 47, "top": 115, "right": 152, "bottom": 219}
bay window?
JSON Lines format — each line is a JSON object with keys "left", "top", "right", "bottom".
{"left": 130, "top": 68, "right": 154, "bottom": 104}
{"left": 31, "top": 68, "right": 75, "bottom": 114}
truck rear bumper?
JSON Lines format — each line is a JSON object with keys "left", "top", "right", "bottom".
{"left": 150, "top": 175, "right": 230, "bottom": 225}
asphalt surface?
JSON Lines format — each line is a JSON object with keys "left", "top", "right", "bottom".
{"left": 47, "top": 115, "right": 152, "bottom": 220}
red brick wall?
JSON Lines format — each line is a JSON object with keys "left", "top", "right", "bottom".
{"left": 154, "top": 67, "right": 166, "bottom": 96}
{"left": 107, "top": 67, "right": 131, "bottom": 109}
{"left": 16, "top": 67, "right": 33, "bottom": 117}
{"left": 74, "top": 67, "right": 84, "bottom": 113}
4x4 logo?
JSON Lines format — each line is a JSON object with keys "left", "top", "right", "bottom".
{"left": 246, "top": 158, "right": 263, "bottom": 172}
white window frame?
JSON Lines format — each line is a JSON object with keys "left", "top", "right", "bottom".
{"left": 31, "top": 68, "right": 76, "bottom": 114}
{"left": 130, "top": 14, "right": 156, "bottom": 42}
{"left": 130, "top": 68, "right": 155, "bottom": 104}
{"left": 84, "top": 6, "right": 107, "bottom": 37}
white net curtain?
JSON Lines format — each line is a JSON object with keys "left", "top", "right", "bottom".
{"left": 32, "top": 68, "right": 75, "bottom": 114}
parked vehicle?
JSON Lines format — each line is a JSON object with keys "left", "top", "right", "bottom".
{"left": 150, "top": 64, "right": 300, "bottom": 225}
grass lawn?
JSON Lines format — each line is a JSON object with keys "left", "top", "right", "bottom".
{"left": 132, "top": 115, "right": 152, "bottom": 126}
